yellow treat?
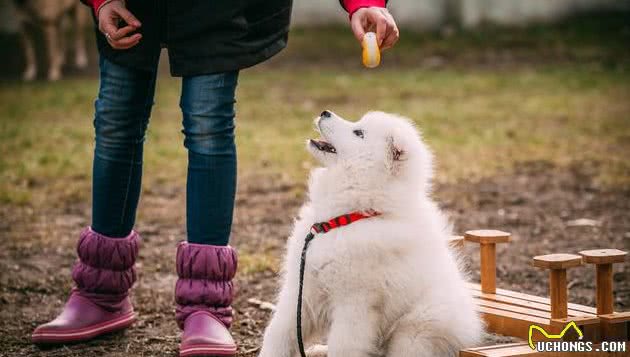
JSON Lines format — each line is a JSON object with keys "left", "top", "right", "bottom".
{"left": 362, "top": 32, "right": 381, "bottom": 68}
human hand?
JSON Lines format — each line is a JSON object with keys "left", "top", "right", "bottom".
{"left": 350, "top": 7, "right": 399, "bottom": 50}
{"left": 98, "top": 0, "right": 142, "bottom": 50}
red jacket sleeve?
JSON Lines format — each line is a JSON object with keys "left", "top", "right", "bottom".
{"left": 80, "top": 0, "right": 108, "bottom": 16}
{"left": 83, "top": 0, "right": 386, "bottom": 18}
{"left": 341, "top": 0, "right": 387, "bottom": 17}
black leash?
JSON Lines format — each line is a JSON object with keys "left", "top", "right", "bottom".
{"left": 295, "top": 211, "right": 380, "bottom": 357}
{"left": 297, "top": 228, "right": 317, "bottom": 357}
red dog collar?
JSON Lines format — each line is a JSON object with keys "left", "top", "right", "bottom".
{"left": 310, "top": 210, "right": 380, "bottom": 234}
{"left": 298, "top": 209, "right": 381, "bottom": 357}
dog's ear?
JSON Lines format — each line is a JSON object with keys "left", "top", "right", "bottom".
{"left": 386, "top": 131, "right": 407, "bottom": 174}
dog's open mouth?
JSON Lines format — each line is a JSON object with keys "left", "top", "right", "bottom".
{"left": 309, "top": 139, "right": 337, "bottom": 154}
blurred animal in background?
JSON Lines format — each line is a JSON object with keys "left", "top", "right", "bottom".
{"left": 14, "top": 0, "right": 89, "bottom": 81}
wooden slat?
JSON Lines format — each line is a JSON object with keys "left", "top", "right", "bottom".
{"left": 461, "top": 343, "right": 629, "bottom": 357}
{"left": 461, "top": 343, "right": 534, "bottom": 357}
{"left": 472, "top": 289, "right": 595, "bottom": 318}
{"left": 478, "top": 305, "right": 551, "bottom": 340}
{"left": 598, "top": 312, "right": 630, "bottom": 341}
{"left": 468, "top": 283, "right": 597, "bottom": 315}
{"left": 600, "top": 312, "right": 630, "bottom": 324}
{"left": 549, "top": 316, "right": 601, "bottom": 326}
{"left": 478, "top": 302, "right": 600, "bottom": 341}
{"left": 476, "top": 299, "right": 556, "bottom": 320}
{"left": 550, "top": 316, "right": 603, "bottom": 344}
{"left": 475, "top": 301, "right": 597, "bottom": 325}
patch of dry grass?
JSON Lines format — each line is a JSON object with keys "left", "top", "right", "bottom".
{"left": 1, "top": 14, "right": 629, "bottom": 211}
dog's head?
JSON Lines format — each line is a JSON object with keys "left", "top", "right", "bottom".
{"left": 307, "top": 111, "right": 434, "bottom": 214}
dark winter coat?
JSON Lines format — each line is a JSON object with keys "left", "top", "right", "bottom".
{"left": 83, "top": 0, "right": 293, "bottom": 76}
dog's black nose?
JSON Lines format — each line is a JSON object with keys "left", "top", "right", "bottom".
{"left": 320, "top": 110, "right": 331, "bottom": 118}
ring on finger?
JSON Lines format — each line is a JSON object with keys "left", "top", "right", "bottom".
{"left": 105, "top": 32, "right": 112, "bottom": 41}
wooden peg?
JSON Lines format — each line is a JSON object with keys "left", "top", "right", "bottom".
{"left": 533, "top": 253, "right": 582, "bottom": 319}
{"left": 465, "top": 230, "right": 510, "bottom": 294}
{"left": 579, "top": 249, "right": 627, "bottom": 315}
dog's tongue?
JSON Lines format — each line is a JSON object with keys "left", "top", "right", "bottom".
{"left": 311, "top": 139, "right": 336, "bottom": 153}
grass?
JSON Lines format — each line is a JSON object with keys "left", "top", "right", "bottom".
{"left": 1, "top": 13, "right": 630, "bottom": 207}
{"left": 282, "top": 11, "right": 630, "bottom": 68}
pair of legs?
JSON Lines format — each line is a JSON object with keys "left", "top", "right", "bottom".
{"left": 32, "top": 57, "right": 240, "bottom": 355}
{"left": 92, "top": 56, "right": 239, "bottom": 245}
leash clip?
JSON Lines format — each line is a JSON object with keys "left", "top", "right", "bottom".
{"left": 310, "top": 222, "right": 330, "bottom": 234}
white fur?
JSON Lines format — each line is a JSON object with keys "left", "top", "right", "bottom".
{"left": 259, "top": 111, "right": 482, "bottom": 357}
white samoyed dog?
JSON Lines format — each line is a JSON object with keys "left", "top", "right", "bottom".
{"left": 258, "top": 111, "right": 482, "bottom": 357}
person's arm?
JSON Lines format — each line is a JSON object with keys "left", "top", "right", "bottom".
{"left": 80, "top": 0, "right": 110, "bottom": 16}
{"left": 340, "top": 0, "right": 386, "bottom": 17}
{"left": 82, "top": 0, "right": 142, "bottom": 49}
{"left": 340, "top": 0, "right": 399, "bottom": 50}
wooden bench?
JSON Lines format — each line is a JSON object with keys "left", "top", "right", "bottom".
{"left": 461, "top": 342, "right": 629, "bottom": 356}
{"left": 457, "top": 229, "right": 629, "bottom": 356}
{"left": 464, "top": 231, "right": 599, "bottom": 341}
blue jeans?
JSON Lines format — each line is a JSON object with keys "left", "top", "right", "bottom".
{"left": 92, "top": 57, "right": 238, "bottom": 245}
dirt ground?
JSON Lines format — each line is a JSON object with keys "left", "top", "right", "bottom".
{"left": 1, "top": 11, "right": 629, "bottom": 356}
{"left": 1, "top": 160, "right": 628, "bottom": 356}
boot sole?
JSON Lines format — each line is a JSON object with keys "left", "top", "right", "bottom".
{"left": 179, "top": 344, "right": 237, "bottom": 357}
{"left": 32, "top": 312, "right": 136, "bottom": 344}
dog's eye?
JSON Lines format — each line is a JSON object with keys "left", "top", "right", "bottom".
{"left": 353, "top": 129, "right": 364, "bottom": 139}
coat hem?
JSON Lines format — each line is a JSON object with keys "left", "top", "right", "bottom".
{"left": 167, "top": 37, "right": 288, "bottom": 77}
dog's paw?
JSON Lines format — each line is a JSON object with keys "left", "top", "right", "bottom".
{"left": 258, "top": 345, "right": 285, "bottom": 357}
{"left": 306, "top": 344, "right": 328, "bottom": 357}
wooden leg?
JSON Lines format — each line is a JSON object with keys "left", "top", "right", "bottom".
{"left": 480, "top": 243, "right": 496, "bottom": 294}
{"left": 579, "top": 249, "right": 628, "bottom": 342}
{"left": 596, "top": 263, "right": 613, "bottom": 315}
{"left": 596, "top": 263, "right": 618, "bottom": 340}
{"left": 549, "top": 269, "right": 567, "bottom": 319}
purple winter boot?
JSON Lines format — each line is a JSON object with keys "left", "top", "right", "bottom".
{"left": 32, "top": 227, "right": 139, "bottom": 344}
{"left": 175, "top": 242, "right": 238, "bottom": 357}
